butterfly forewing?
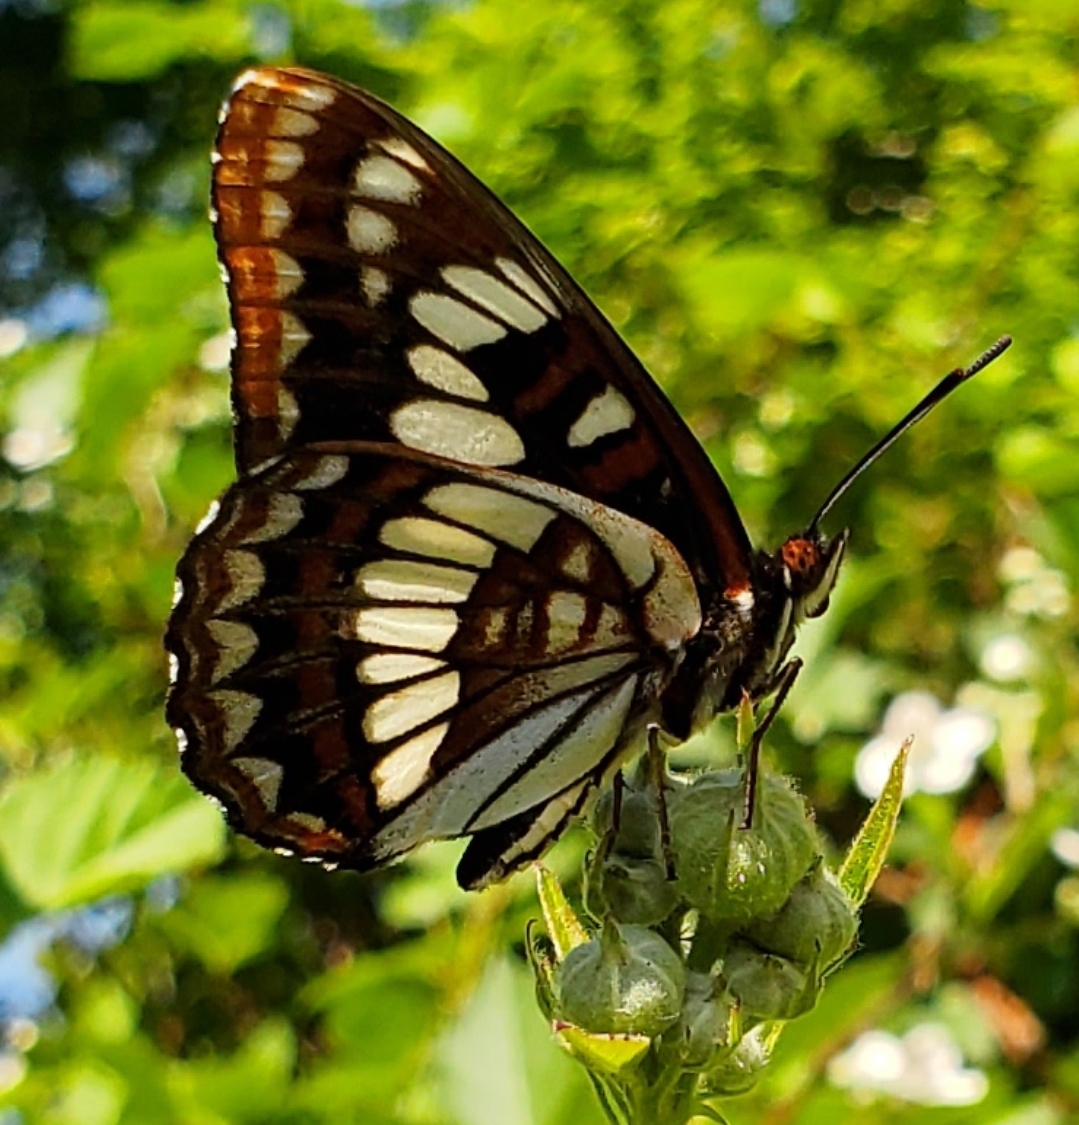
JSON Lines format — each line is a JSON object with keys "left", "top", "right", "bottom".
{"left": 167, "top": 444, "right": 700, "bottom": 884}
{"left": 212, "top": 67, "right": 752, "bottom": 598}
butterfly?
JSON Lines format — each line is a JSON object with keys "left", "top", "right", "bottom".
{"left": 165, "top": 66, "right": 1009, "bottom": 890}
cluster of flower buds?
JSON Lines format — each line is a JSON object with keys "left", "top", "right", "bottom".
{"left": 529, "top": 733, "right": 906, "bottom": 1125}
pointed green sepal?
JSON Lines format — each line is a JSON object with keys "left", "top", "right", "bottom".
{"left": 555, "top": 1021, "right": 652, "bottom": 1076}
{"left": 536, "top": 862, "right": 590, "bottom": 960}
{"left": 840, "top": 736, "right": 911, "bottom": 908}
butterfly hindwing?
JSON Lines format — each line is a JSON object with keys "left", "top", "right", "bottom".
{"left": 212, "top": 66, "right": 752, "bottom": 599}
{"left": 167, "top": 444, "right": 700, "bottom": 885}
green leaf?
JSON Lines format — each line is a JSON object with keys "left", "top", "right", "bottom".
{"left": 0, "top": 758, "right": 225, "bottom": 909}
{"left": 440, "top": 955, "right": 608, "bottom": 1125}
{"left": 296, "top": 940, "right": 447, "bottom": 1113}
{"left": 172, "top": 1018, "right": 296, "bottom": 1123}
{"left": 158, "top": 872, "right": 288, "bottom": 973}
{"left": 71, "top": 1, "right": 251, "bottom": 80}
{"left": 840, "top": 737, "right": 910, "bottom": 909}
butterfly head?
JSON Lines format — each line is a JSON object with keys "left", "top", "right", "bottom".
{"left": 779, "top": 526, "right": 849, "bottom": 622}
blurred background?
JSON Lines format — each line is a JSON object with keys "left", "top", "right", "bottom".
{"left": 1, "top": 0, "right": 1077, "bottom": 1122}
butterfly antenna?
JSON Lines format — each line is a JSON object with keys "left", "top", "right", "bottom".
{"left": 807, "top": 336, "right": 1012, "bottom": 535}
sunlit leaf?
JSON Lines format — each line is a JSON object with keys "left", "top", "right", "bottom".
{"left": 158, "top": 872, "right": 288, "bottom": 973}
{"left": 0, "top": 758, "right": 225, "bottom": 909}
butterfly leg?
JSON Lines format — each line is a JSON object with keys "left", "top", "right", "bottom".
{"left": 741, "top": 658, "right": 803, "bottom": 829}
{"left": 592, "top": 769, "right": 626, "bottom": 875}
{"left": 645, "top": 723, "right": 676, "bottom": 879}
{"left": 611, "top": 768, "right": 626, "bottom": 836}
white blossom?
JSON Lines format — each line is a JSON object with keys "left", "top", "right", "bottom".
{"left": 828, "top": 1023, "right": 988, "bottom": 1106}
{"left": 855, "top": 691, "right": 995, "bottom": 799}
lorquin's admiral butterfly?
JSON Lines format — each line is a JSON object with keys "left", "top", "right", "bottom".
{"left": 165, "top": 67, "right": 1010, "bottom": 890}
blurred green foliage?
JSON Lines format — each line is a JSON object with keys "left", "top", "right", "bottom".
{"left": 0, "top": 0, "right": 1077, "bottom": 1122}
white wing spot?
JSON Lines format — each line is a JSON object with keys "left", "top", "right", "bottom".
{"left": 282, "top": 85, "right": 335, "bottom": 112}
{"left": 208, "top": 689, "right": 263, "bottom": 752}
{"left": 263, "top": 140, "right": 304, "bottom": 182}
{"left": 168, "top": 651, "right": 179, "bottom": 685}
{"left": 231, "top": 756, "right": 284, "bottom": 810}
{"left": 239, "top": 492, "right": 304, "bottom": 544}
{"left": 259, "top": 191, "right": 292, "bottom": 239}
{"left": 372, "top": 723, "right": 447, "bottom": 809}
{"left": 352, "top": 154, "right": 423, "bottom": 204}
{"left": 410, "top": 292, "right": 507, "bottom": 351}
{"left": 292, "top": 455, "right": 349, "bottom": 490}
{"left": 278, "top": 311, "right": 311, "bottom": 368}
{"left": 205, "top": 618, "right": 259, "bottom": 683}
{"left": 358, "top": 653, "right": 447, "bottom": 684}
{"left": 346, "top": 206, "right": 397, "bottom": 254}
{"left": 391, "top": 400, "right": 525, "bottom": 466}
{"left": 269, "top": 249, "right": 304, "bottom": 299}
{"left": 195, "top": 499, "right": 222, "bottom": 535}
{"left": 544, "top": 591, "right": 589, "bottom": 652}
{"left": 277, "top": 386, "right": 300, "bottom": 443}
{"left": 361, "top": 265, "right": 391, "bottom": 307}
{"left": 496, "top": 257, "right": 559, "bottom": 317}
{"left": 236, "top": 71, "right": 336, "bottom": 111}
{"left": 374, "top": 136, "right": 429, "bottom": 170}
{"left": 424, "top": 482, "right": 554, "bottom": 551}
{"left": 286, "top": 812, "right": 326, "bottom": 833}
{"left": 380, "top": 516, "right": 496, "bottom": 568}
{"left": 561, "top": 541, "right": 594, "bottom": 583}
{"left": 442, "top": 266, "right": 547, "bottom": 333}
{"left": 354, "top": 605, "right": 459, "bottom": 651}
{"left": 358, "top": 558, "right": 478, "bottom": 604}
{"left": 364, "top": 671, "right": 460, "bottom": 743}
{"left": 218, "top": 550, "right": 265, "bottom": 612}
{"left": 567, "top": 385, "right": 636, "bottom": 448}
{"left": 272, "top": 107, "right": 319, "bottom": 137}
{"left": 232, "top": 68, "right": 263, "bottom": 93}
{"left": 482, "top": 606, "right": 509, "bottom": 646}
{"left": 407, "top": 345, "right": 488, "bottom": 402}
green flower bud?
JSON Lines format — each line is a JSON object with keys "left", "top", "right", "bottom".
{"left": 558, "top": 920, "right": 686, "bottom": 1037}
{"left": 585, "top": 850, "right": 680, "bottom": 926}
{"left": 703, "top": 1027, "right": 770, "bottom": 1096}
{"left": 674, "top": 970, "right": 735, "bottom": 1069}
{"left": 722, "top": 940, "right": 815, "bottom": 1021}
{"left": 669, "top": 769, "right": 819, "bottom": 925}
{"left": 591, "top": 774, "right": 669, "bottom": 860}
{"left": 744, "top": 860, "right": 858, "bottom": 968}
